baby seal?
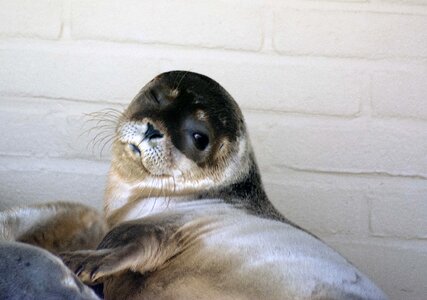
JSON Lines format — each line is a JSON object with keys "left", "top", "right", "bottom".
{"left": 0, "top": 202, "right": 106, "bottom": 299}
{"left": 0, "top": 202, "right": 107, "bottom": 254}
{"left": 0, "top": 242, "right": 100, "bottom": 300}
{"left": 61, "top": 71, "right": 388, "bottom": 299}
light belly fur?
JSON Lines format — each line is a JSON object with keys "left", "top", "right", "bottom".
{"left": 108, "top": 203, "right": 387, "bottom": 300}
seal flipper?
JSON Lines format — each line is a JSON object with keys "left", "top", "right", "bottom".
{"left": 60, "top": 211, "right": 200, "bottom": 285}
{"left": 61, "top": 247, "right": 139, "bottom": 284}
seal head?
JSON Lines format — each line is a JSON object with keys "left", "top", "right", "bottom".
{"left": 106, "top": 71, "right": 270, "bottom": 225}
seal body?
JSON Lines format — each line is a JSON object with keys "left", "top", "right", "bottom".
{"left": 62, "top": 71, "right": 388, "bottom": 300}
{"left": 0, "top": 202, "right": 106, "bottom": 299}
{"left": 0, "top": 242, "right": 100, "bottom": 300}
{"left": 0, "top": 202, "right": 107, "bottom": 254}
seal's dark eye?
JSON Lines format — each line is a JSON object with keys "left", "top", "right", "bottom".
{"left": 193, "top": 132, "right": 209, "bottom": 151}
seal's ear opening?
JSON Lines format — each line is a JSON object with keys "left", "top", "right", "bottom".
{"left": 148, "top": 83, "right": 177, "bottom": 106}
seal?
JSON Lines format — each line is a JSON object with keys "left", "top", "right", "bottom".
{"left": 61, "top": 71, "right": 388, "bottom": 299}
{"left": 0, "top": 241, "right": 99, "bottom": 300}
{"left": 0, "top": 202, "right": 107, "bottom": 299}
{"left": 0, "top": 202, "right": 107, "bottom": 254}
{"left": 0, "top": 242, "right": 100, "bottom": 300}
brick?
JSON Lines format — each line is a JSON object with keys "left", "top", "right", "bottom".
{"left": 372, "top": 71, "right": 427, "bottom": 120}
{"left": 383, "top": 0, "right": 427, "bottom": 5}
{"left": 71, "top": 0, "right": 263, "bottom": 51}
{"left": 311, "top": 0, "right": 367, "bottom": 1}
{"left": 163, "top": 58, "right": 363, "bottom": 116}
{"left": 273, "top": 9, "right": 427, "bottom": 58}
{"left": 264, "top": 179, "right": 368, "bottom": 235}
{"left": 369, "top": 181, "right": 427, "bottom": 239}
{"left": 0, "top": 46, "right": 363, "bottom": 116}
{"left": 263, "top": 170, "right": 427, "bottom": 239}
{"left": 0, "top": 156, "right": 108, "bottom": 210}
{"left": 326, "top": 238, "right": 427, "bottom": 300}
{"left": 245, "top": 112, "right": 427, "bottom": 178}
{"left": 263, "top": 169, "right": 427, "bottom": 239}
{"left": 0, "top": 0, "right": 62, "bottom": 39}
{"left": 0, "top": 97, "right": 119, "bottom": 160}
{"left": 0, "top": 48, "right": 160, "bottom": 102}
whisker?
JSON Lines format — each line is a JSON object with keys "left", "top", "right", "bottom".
{"left": 85, "top": 114, "right": 119, "bottom": 123}
{"left": 135, "top": 178, "right": 151, "bottom": 217}
{"left": 149, "top": 178, "right": 158, "bottom": 214}
{"left": 90, "top": 117, "right": 120, "bottom": 128}
{"left": 91, "top": 132, "right": 115, "bottom": 157}
{"left": 81, "top": 128, "right": 112, "bottom": 152}
{"left": 171, "top": 175, "right": 177, "bottom": 197}
{"left": 99, "top": 134, "right": 117, "bottom": 158}
{"left": 168, "top": 175, "right": 177, "bottom": 210}
{"left": 147, "top": 177, "right": 155, "bottom": 200}
{"left": 91, "top": 130, "right": 113, "bottom": 148}
{"left": 78, "top": 106, "right": 127, "bottom": 158}
{"left": 162, "top": 177, "right": 168, "bottom": 210}
{"left": 135, "top": 175, "right": 159, "bottom": 217}
{"left": 80, "top": 123, "right": 116, "bottom": 139}
{"left": 84, "top": 113, "right": 120, "bottom": 124}
{"left": 86, "top": 108, "right": 124, "bottom": 116}
{"left": 90, "top": 117, "right": 119, "bottom": 125}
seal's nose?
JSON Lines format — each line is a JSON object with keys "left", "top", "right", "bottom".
{"left": 145, "top": 123, "right": 163, "bottom": 140}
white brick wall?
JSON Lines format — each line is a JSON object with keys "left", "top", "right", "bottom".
{"left": 372, "top": 70, "right": 427, "bottom": 120}
{"left": 273, "top": 8, "right": 427, "bottom": 58}
{"left": 71, "top": 0, "right": 264, "bottom": 50}
{"left": 0, "top": 0, "right": 62, "bottom": 39}
{"left": 0, "top": 1, "right": 426, "bottom": 299}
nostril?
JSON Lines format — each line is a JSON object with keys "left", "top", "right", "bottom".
{"left": 149, "top": 132, "right": 163, "bottom": 139}
{"left": 129, "top": 143, "right": 141, "bottom": 156}
{"left": 145, "top": 123, "right": 163, "bottom": 140}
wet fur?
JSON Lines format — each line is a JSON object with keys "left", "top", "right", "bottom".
{"left": 61, "top": 71, "right": 388, "bottom": 299}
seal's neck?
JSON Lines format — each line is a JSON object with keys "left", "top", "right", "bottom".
{"left": 103, "top": 170, "right": 214, "bottom": 227}
{"left": 201, "top": 156, "right": 287, "bottom": 222}
{"left": 103, "top": 153, "right": 288, "bottom": 227}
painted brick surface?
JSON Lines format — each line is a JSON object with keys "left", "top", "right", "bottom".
{"left": 245, "top": 111, "right": 427, "bottom": 178}
{"left": 265, "top": 180, "right": 369, "bottom": 235}
{"left": 327, "top": 238, "right": 427, "bottom": 300}
{"left": 383, "top": 0, "right": 427, "bottom": 5}
{"left": 0, "top": 98, "right": 116, "bottom": 160}
{"left": 372, "top": 71, "right": 427, "bottom": 120}
{"left": 71, "top": 0, "right": 263, "bottom": 50}
{"left": 274, "top": 9, "right": 427, "bottom": 58}
{"left": 369, "top": 182, "right": 427, "bottom": 239}
{"left": 0, "top": 47, "right": 364, "bottom": 115}
{"left": 0, "top": 48, "right": 160, "bottom": 102}
{"left": 0, "top": 0, "right": 62, "bottom": 39}
{"left": 0, "top": 0, "right": 426, "bottom": 299}
{"left": 0, "top": 157, "right": 108, "bottom": 211}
